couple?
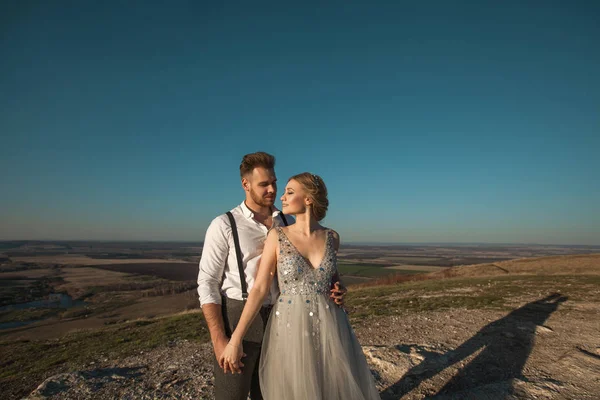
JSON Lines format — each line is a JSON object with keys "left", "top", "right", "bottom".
{"left": 197, "top": 152, "right": 380, "bottom": 399}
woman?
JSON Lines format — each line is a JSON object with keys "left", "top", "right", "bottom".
{"left": 219, "top": 172, "right": 380, "bottom": 399}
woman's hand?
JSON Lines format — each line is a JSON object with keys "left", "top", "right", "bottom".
{"left": 218, "top": 339, "right": 246, "bottom": 374}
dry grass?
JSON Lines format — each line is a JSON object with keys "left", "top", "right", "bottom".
{"left": 352, "top": 254, "right": 600, "bottom": 289}
{"left": 53, "top": 267, "right": 133, "bottom": 298}
{"left": 346, "top": 255, "right": 600, "bottom": 322}
{"left": 432, "top": 254, "right": 600, "bottom": 278}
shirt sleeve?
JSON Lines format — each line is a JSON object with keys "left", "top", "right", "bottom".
{"left": 197, "top": 215, "right": 230, "bottom": 306}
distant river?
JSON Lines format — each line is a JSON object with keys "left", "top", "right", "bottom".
{"left": 0, "top": 293, "right": 86, "bottom": 312}
{"left": 0, "top": 293, "right": 87, "bottom": 330}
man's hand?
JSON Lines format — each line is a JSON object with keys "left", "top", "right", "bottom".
{"left": 212, "top": 334, "right": 229, "bottom": 362}
{"left": 330, "top": 281, "right": 347, "bottom": 306}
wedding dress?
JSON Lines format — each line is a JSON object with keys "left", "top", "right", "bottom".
{"left": 259, "top": 227, "right": 380, "bottom": 399}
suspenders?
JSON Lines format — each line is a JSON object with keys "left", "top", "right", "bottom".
{"left": 225, "top": 211, "right": 288, "bottom": 302}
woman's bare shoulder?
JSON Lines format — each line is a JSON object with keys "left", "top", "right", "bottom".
{"left": 267, "top": 227, "right": 280, "bottom": 238}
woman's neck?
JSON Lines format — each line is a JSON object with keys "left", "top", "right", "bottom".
{"left": 291, "top": 211, "right": 321, "bottom": 235}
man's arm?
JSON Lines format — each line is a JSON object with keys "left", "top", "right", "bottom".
{"left": 201, "top": 304, "right": 228, "bottom": 362}
{"left": 219, "top": 229, "right": 279, "bottom": 373}
{"left": 330, "top": 230, "right": 347, "bottom": 306}
{"left": 197, "top": 216, "right": 230, "bottom": 361}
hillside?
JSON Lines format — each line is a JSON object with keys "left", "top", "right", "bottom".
{"left": 4, "top": 254, "right": 599, "bottom": 399}
{"left": 431, "top": 253, "right": 600, "bottom": 278}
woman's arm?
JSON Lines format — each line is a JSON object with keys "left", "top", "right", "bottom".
{"left": 219, "top": 229, "right": 279, "bottom": 373}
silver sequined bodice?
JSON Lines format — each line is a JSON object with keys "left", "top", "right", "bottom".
{"left": 276, "top": 227, "right": 336, "bottom": 296}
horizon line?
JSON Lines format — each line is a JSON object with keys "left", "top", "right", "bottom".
{"left": 0, "top": 238, "right": 599, "bottom": 248}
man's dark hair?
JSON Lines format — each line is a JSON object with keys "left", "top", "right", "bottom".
{"left": 239, "top": 152, "right": 276, "bottom": 178}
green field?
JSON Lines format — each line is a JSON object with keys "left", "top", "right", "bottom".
{"left": 337, "top": 262, "right": 423, "bottom": 277}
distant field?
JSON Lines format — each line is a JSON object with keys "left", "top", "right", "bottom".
{"left": 95, "top": 261, "right": 435, "bottom": 283}
{"left": 379, "top": 256, "right": 446, "bottom": 263}
{"left": 0, "top": 268, "right": 58, "bottom": 279}
{"left": 11, "top": 255, "right": 188, "bottom": 266}
{"left": 338, "top": 255, "right": 515, "bottom": 267}
{"left": 54, "top": 267, "right": 134, "bottom": 298}
{"left": 336, "top": 263, "right": 427, "bottom": 288}
{"left": 93, "top": 263, "right": 198, "bottom": 282}
{"left": 338, "top": 263, "right": 402, "bottom": 277}
{"left": 338, "top": 262, "right": 446, "bottom": 287}
{"left": 94, "top": 262, "right": 424, "bottom": 286}
{"left": 343, "top": 255, "right": 444, "bottom": 263}
{"left": 385, "top": 264, "right": 448, "bottom": 272}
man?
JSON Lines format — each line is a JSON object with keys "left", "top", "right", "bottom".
{"left": 197, "top": 152, "right": 346, "bottom": 400}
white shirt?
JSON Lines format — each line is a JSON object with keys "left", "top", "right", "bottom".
{"left": 197, "top": 201, "right": 293, "bottom": 307}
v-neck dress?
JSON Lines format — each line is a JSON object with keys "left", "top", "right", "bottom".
{"left": 259, "top": 227, "right": 380, "bottom": 399}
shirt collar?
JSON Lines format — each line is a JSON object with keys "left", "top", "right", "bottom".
{"left": 240, "top": 201, "right": 282, "bottom": 219}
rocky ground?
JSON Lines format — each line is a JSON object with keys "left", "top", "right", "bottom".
{"left": 24, "top": 292, "right": 600, "bottom": 399}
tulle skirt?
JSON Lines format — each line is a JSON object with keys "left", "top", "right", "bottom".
{"left": 259, "top": 293, "right": 380, "bottom": 400}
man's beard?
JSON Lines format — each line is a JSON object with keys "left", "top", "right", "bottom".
{"left": 250, "top": 189, "right": 275, "bottom": 207}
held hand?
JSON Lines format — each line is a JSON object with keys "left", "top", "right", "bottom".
{"left": 212, "top": 335, "right": 229, "bottom": 362}
{"left": 218, "top": 340, "right": 246, "bottom": 374}
{"left": 330, "top": 281, "right": 347, "bottom": 307}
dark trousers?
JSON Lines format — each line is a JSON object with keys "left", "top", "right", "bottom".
{"left": 214, "top": 297, "right": 272, "bottom": 400}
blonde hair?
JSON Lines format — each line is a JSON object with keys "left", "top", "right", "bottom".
{"left": 239, "top": 152, "right": 275, "bottom": 178}
{"left": 289, "top": 172, "right": 329, "bottom": 221}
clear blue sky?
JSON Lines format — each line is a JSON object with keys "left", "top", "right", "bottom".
{"left": 1, "top": 1, "right": 599, "bottom": 245}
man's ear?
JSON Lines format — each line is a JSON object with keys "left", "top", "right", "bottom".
{"left": 242, "top": 178, "right": 250, "bottom": 191}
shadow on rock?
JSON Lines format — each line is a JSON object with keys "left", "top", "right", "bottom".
{"left": 380, "top": 293, "right": 568, "bottom": 399}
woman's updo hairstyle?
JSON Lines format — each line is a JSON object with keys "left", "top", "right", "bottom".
{"left": 289, "top": 172, "right": 329, "bottom": 221}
